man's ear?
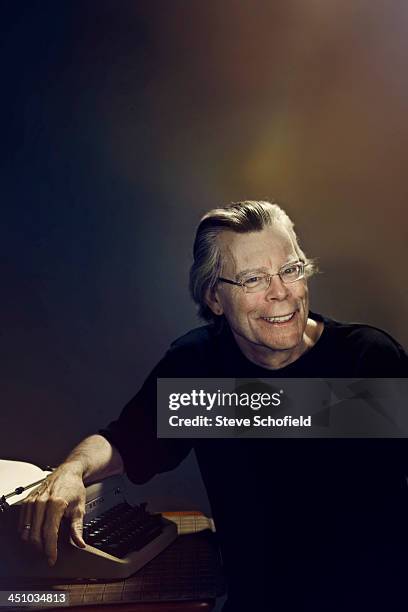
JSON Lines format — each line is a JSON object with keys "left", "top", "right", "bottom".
{"left": 205, "top": 286, "right": 224, "bottom": 316}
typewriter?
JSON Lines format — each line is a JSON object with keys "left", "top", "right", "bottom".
{"left": 0, "top": 474, "right": 178, "bottom": 580}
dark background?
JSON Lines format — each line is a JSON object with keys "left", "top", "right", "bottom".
{"left": 1, "top": 1, "right": 407, "bottom": 511}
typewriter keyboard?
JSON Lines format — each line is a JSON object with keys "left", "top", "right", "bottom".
{"left": 82, "top": 502, "right": 163, "bottom": 558}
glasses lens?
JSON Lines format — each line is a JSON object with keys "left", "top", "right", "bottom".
{"left": 243, "top": 274, "right": 269, "bottom": 293}
{"left": 280, "top": 263, "right": 304, "bottom": 283}
{"left": 242, "top": 263, "right": 305, "bottom": 292}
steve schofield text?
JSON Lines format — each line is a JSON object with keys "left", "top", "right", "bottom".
{"left": 168, "top": 413, "right": 312, "bottom": 428}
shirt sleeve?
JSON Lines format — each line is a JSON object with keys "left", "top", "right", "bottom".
{"left": 98, "top": 352, "right": 194, "bottom": 484}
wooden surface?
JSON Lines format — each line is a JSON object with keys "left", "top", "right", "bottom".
{"left": 48, "top": 601, "right": 215, "bottom": 611}
{"left": 0, "top": 511, "right": 224, "bottom": 611}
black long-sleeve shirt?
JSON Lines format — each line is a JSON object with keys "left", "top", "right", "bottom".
{"left": 100, "top": 312, "right": 408, "bottom": 611}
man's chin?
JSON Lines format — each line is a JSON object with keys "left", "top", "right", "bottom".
{"left": 254, "top": 327, "right": 304, "bottom": 352}
{"left": 232, "top": 325, "right": 302, "bottom": 355}
{"left": 260, "top": 339, "right": 300, "bottom": 353}
{"left": 244, "top": 331, "right": 300, "bottom": 353}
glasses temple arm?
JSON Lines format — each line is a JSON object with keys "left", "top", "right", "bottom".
{"left": 218, "top": 277, "right": 242, "bottom": 287}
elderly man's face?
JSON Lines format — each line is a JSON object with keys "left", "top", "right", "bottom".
{"left": 209, "top": 226, "right": 310, "bottom": 360}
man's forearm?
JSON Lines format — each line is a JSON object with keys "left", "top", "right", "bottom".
{"left": 62, "top": 434, "right": 124, "bottom": 484}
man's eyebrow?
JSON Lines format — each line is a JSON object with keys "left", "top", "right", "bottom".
{"left": 235, "top": 267, "right": 268, "bottom": 281}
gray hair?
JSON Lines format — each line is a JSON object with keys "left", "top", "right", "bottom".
{"left": 189, "top": 200, "right": 317, "bottom": 323}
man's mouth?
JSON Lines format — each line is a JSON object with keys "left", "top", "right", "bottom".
{"left": 260, "top": 311, "right": 296, "bottom": 324}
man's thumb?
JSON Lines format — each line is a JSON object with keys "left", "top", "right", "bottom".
{"left": 70, "top": 517, "right": 86, "bottom": 548}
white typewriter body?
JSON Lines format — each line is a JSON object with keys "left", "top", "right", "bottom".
{"left": 0, "top": 474, "right": 178, "bottom": 580}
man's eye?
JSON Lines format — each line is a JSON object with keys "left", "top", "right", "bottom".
{"left": 282, "top": 266, "right": 297, "bottom": 275}
{"left": 244, "top": 276, "right": 263, "bottom": 285}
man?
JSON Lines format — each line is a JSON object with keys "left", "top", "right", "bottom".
{"left": 19, "top": 201, "right": 408, "bottom": 611}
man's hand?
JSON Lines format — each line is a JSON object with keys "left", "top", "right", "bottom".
{"left": 18, "top": 463, "right": 87, "bottom": 567}
{"left": 16, "top": 434, "right": 124, "bottom": 566}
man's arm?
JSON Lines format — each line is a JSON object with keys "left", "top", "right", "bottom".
{"left": 18, "top": 434, "right": 124, "bottom": 567}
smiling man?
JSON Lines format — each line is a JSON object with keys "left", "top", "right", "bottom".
{"left": 20, "top": 201, "right": 408, "bottom": 612}
{"left": 206, "top": 222, "right": 321, "bottom": 369}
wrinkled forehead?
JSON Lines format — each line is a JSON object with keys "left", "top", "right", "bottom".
{"left": 217, "top": 226, "right": 299, "bottom": 276}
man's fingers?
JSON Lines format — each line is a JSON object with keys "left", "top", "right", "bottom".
{"left": 28, "top": 496, "right": 48, "bottom": 553}
{"left": 19, "top": 501, "right": 34, "bottom": 541}
{"left": 16, "top": 469, "right": 87, "bottom": 565}
{"left": 18, "top": 497, "right": 33, "bottom": 532}
{"left": 18, "top": 481, "right": 49, "bottom": 533}
{"left": 42, "top": 498, "right": 68, "bottom": 566}
{"left": 18, "top": 501, "right": 28, "bottom": 532}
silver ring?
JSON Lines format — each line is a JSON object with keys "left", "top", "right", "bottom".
{"left": 23, "top": 524, "right": 31, "bottom": 530}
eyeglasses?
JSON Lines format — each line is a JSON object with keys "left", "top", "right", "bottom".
{"left": 218, "top": 260, "right": 307, "bottom": 293}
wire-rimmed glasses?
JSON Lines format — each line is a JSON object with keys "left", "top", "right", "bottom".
{"left": 218, "top": 260, "right": 307, "bottom": 293}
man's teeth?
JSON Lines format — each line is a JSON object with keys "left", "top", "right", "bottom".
{"left": 262, "top": 312, "right": 295, "bottom": 323}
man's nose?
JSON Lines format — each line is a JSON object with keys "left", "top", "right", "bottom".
{"left": 264, "top": 274, "right": 289, "bottom": 300}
